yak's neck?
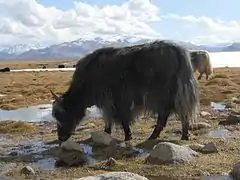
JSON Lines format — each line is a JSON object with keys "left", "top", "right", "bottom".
{"left": 62, "top": 85, "right": 85, "bottom": 111}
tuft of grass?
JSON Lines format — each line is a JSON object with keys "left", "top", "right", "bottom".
{"left": 0, "top": 120, "right": 39, "bottom": 134}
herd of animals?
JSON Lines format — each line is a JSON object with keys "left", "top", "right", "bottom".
{"left": 0, "top": 40, "right": 213, "bottom": 144}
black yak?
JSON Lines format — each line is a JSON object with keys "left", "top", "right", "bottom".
{"left": 190, "top": 50, "right": 213, "bottom": 80}
{"left": 0, "top": 67, "right": 10, "bottom": 72}
{"left": 58, "top": 64, "right": 65, "bottom": 68}
{"left": 51, "top": 40, "right": 199, "bottom": 143}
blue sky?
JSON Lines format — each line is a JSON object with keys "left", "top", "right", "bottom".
{"left": 39, "top": 0, "right": 239, "bottom": 20}
{"left": 1, "top": 0, "right": 240, "bottom": 45}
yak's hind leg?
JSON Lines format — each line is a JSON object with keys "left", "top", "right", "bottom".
{"left": 148, "top": 109, "right": 171, "bottom": 140}
{"left": 180, "top": 114, "right": 190, "bottom": 140}
{"left": 197, "top": 72, "right": 203, "bottom": 80}
{"left": 205, "top": 72, "right": 209, "bottom": 80}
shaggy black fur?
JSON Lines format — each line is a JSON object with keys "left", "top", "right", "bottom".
{"left": 51, "top": 40, "right": 199, "bottom": 142}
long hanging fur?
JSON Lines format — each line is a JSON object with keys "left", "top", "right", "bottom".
{"left": 52, "top": 40, "right": 200, "bottom": 140}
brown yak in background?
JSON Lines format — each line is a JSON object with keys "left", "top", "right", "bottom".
{"left": 190, "top": 50, "right": 213, "bottom": 80}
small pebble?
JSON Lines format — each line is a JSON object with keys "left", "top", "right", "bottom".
{"left": 20, "top": 166, "right": 35, "bottom": 175}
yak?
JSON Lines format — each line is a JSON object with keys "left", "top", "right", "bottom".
{"left": 51, "top": 40, "right": 199, "bottom": 143}
{"left": 0, "top": 67, "right": 10, "bottom": 72}
{"left": 190, "top": 50, "right": 213, "bottom": 80}
{"left": 58, "top": 64, "right": 65, "bottom": 68}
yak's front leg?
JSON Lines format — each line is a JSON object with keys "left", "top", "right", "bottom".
{"left": 122, "top": 119, "right": 132, "bottom": 141}
{"left": 148, "top": 110, "right": 170, "bottom": 140}
{"left": 102, "top": 109, "right": 113, "bottom": 135}
{"left": 114, "top": 104, "right": 133, "bottom": 141}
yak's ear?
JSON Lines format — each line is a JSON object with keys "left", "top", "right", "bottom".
{"left": 50, "top": 90, "right": 61, "bottom": 102}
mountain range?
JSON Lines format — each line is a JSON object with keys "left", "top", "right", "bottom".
{"left": 0, "top": 35, "right": 239, "bottom": 60}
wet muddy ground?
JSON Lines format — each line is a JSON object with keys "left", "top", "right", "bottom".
{"left": 0, "top": 101, "right": 240, "bottom": 180}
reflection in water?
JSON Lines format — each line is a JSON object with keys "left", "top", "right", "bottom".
{"left": 208, "top": 126, "right": 229, "bottom": 139}
{"left": 0, "top": 104, "right": 53, "bottom": 122}
{"left": 211, "top": 102, "right": 227, "bottom": 111}
{"left": 0, "top": 104, "right": 102, "bottom": 122}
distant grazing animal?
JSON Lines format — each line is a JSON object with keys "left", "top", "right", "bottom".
{"left": 190, "top": 50, "right": 213, "bottom": 80}
{"left": 0, "top": 67, "right": 10, "bottom": 72}
{"left": 42, "top": 65, "right": 47, "bottom": 69}
{"left": 58, "top": 64, "right": 65, "bottom": 68}
{"left": 51, "top": 40, "right": 199, "bottom": 143}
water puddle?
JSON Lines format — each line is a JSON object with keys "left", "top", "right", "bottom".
{"left": 211, "top": 102, "right": 227, "bottom": 111}
{"left": 208, "top": 126, "right": 229, "bottom": 139}
{"left": 0, "top": 135, "right": 148, "bottom": 173}
{"left": 0, "top": 104, "right": 53, "bottom": 122}
{"left": 0, "top": 104, "right": 102, "bottom": 122}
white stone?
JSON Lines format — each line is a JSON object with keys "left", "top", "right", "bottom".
{"left": 146, "top": 142, "right": 198, "bottom": 164}
{"left": 74, "top": 172, "right": 149, "bottom": 180}
{"left": 20, "top": 166, "right": 35, "bottom": 175}
{"left": 200, "top": 111, "right": 211, "bottom": 117}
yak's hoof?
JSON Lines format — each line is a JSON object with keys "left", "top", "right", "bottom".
{"left": 104, "top": 129, "right": 111, "bottom": 135}
{"left": 181, "top": 134, "right": 190, "bottom": 140}
{"left": 124, "top": 136, "right": 133, "bottom": 141}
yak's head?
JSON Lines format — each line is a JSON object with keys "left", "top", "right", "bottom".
{"left": 50, "top": 90, "right": 82, "bottom": 143}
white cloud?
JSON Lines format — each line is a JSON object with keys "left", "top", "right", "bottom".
{"left": 162, "top": 13, "right": 240, "bottom": 44}
{"left": 0, "top": 0, "right": 161, "bottom": 46}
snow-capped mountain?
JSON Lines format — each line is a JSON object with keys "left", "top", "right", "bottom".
{"left": 0, "top": 44, "right": 45, "bottom": 55}
{"left": 0, "top": 35, "right": 238, "bottom": 60}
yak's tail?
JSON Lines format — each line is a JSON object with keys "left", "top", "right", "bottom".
{"left": 173, "top": 45, "right": 200, "bottom": 126}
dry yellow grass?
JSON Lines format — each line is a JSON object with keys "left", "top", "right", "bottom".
{"left": 0, "top": 120, "right": 40, "bottom": 134}
{"left": 0, "top": 64, "right": 239, "bottom": 109}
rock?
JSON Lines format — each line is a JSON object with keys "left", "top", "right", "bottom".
{"left": 55, "top": 147, "right": 86, "bottom": 166}
{"left": 187, "top": 143, "right": 204, "bottom": 152}
{"left": 202, "top": 142, "right": 218, "bottom": 153}
{"left": 230, "top": 161, "right": 240, "bottom": 180}
{"left": 91, "top": 131, "right": 118, "bottom": 146}
{"left": 146, "top": 142, "right": 198, "bottom": 165}
{"left": 20, "top": 166, "right": 35, "bottom": 175}
{"left": 60, "top": 139, "right": 84, "bottom": 151}
{"left": 200, "top": 111, "right": 211, "bottom": 117}
{"left": 55, "top": 139, "right": 86, "bottom": 166}
{"left": 74, "top": 172, "right": 149, "bottom": 180}
{"left": 9, "top": 152, "right": 18, "bottom": 156}
{"left": 189, "top": 122, "right": 212, "bottom": 130}
{"left": 225, "top": 103, "right": 234, "bottom": 109}
{"left": 219, "top": 114, "right": 240, "bottom": 125}
{"left": 232, "top": 98, "right": 240, "bottom": 104}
